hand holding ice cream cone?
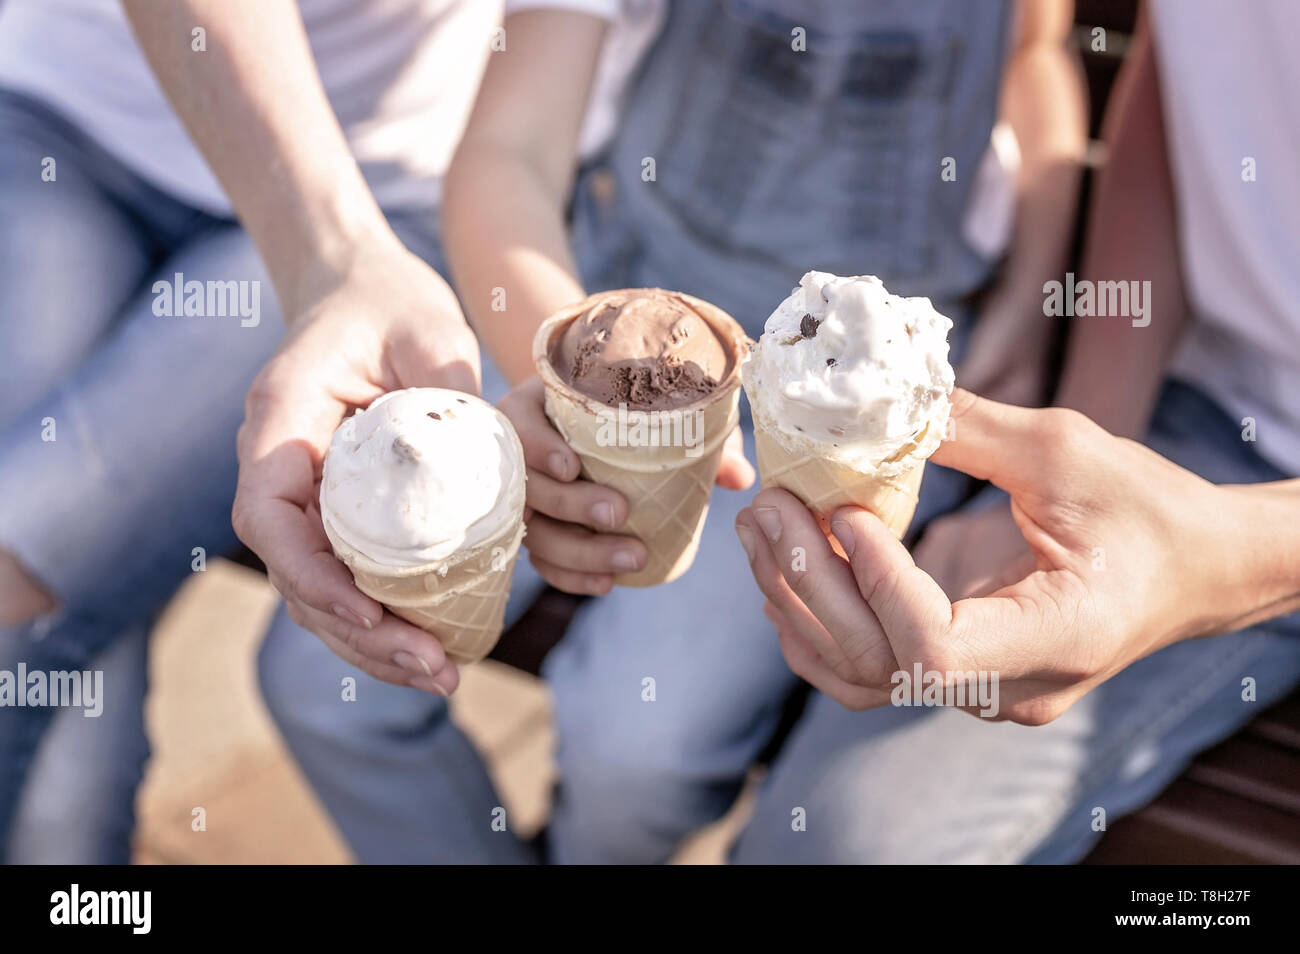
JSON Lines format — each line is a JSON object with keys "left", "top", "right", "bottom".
{"left": 320, "top": 387, "right": 527, "bottom": 665}
{"left": 529, "top": 289, "right": 750, "bottom": 587}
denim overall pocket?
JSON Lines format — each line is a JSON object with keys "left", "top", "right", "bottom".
{"left": 646, "top": 0, "right": 963, "bottom": 279}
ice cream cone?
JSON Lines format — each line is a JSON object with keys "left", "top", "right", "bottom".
{"left": 324, "top": 517, "right": 524, "bottom": 664}
{"left": 742, "top": 272, "right": 956, "bottom": 542}
{"left": 750, "top": 422, "right": 927, "bottom": 538}
{"left": 320, "top": 388, "right": 527, "bottom": 665}
{"left": 534, "top": 291, "right": 748, "bottom": 586}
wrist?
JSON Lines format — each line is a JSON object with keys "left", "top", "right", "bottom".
{"left": 1226, "top": 482, "right": 1300, "bottom": 612}
{"left": 254, "top": 175, "right": 396, "bottom": 320}
{"left": 279, "top": 218, "right": 401, "bottom": 319}
{"left": 1176, "top": 482, "right": 1300, "bottom": 641}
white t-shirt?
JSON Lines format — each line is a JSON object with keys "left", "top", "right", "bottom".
{"left": 1151, "top": 0, "right": 1300, "bottom": 474}
{"left": 0, "top": 0, "right": 501, "bottom": 215}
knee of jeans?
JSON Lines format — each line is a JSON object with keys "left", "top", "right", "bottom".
{"left": 553, "top": 734, "right": 723, "bottom": 851}
{"left": 254, "top": 613, "right": 329, "bottom": 742}
{"left": 255, "top": 623, "right": 294, "bottom": 729}
{"left": 731, "top": 799, "right": 993, "bottom": 865}
{"left": 552, "top": 699, "right": 726, "bottom": 805}
{"left": 257, "top": 605, "right": 453, "bottom": 747}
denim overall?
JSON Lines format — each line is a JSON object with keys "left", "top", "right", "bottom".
{"left": 536, "top": 0, "right": 1019, "bottom": 862}
{"left": 572, "top": 0, "right": 1014, "bottom": 340}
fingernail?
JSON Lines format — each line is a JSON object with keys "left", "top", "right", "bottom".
{"left": 735, "top": 524, "right": 757, "bottom": 561}
{"left": 831, "top": 520, "right": 855, "bottom": 557}
{"left": 393, "top": 651, "right": 433, "bottom": 678}
{"left": 585, "top": 576, "right": 610, "bottom": 595}
{"left": 549, "top": 452, "right": 570, "bottom": 480}
{"left": 612, "top": 549, "right": 640, "bottom": 572}
{"left": 411, "top": 675, "right": 449, "bottom": 697}
{"left": 332, "top": 603, "right": 374, "bottom": 629}
{"left": 754, "top": 507, "right": 782, "bottom": 542}
{"left": 591, "top": 501, "right": 616, "bottom": 528}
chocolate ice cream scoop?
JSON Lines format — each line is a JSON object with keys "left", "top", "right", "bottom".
{"left": 550, "top": 289, "right": 732, "bottom": 410}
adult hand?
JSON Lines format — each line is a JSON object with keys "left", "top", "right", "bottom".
{"left": 735, "top": 389, "right": 1242, "bottom": 725}
{"left": 233, "top": 232, "right": 479, "bottom": 695}
{"left": 498, "top": 377, "right": 754, "bottom": 595}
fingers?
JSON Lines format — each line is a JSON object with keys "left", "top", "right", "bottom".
{"left": 499, "top": 377, "right": 581, "bottom": 483}
{"left": 524, "top": 512, "right": 646, "bottom": 578}
{"left": 424, "top": 360, "right": 480, "bottom": 397}
{"left": 233, "top": 460, "right": 385, "bottom": 629}
{"left": 501, "top": 375, "right": 647, "bottom": 593}
{"left": 743, "top": 525, "right": 858, "bottom": 677}
{"left": 828, "top": 506, "right": 954, "bottom": 662}
{"left": 528, "top": 554, "right": 613, "bottom": 596}
{"left": 234, "top": 357, "right": 386, "bottom": 627}
{"left": 737, "top": 488, "right": 898, "bottom": 688}
{"left": 395, "top": 325, "right": 481, "bottom": 396}
{"left": 715, "top": 426, "right": 756, "bottom": 490}
{"left": 503, "top": 375, "right": 635, "bottom": 531}
{"left": 525, "top": 469, "right": 630, "bottom": 532}
{"left": 766, "top": 603, "right": 889, "bottom": 711}
{"left": 931, "top": 388, "right": 1086, "bottom": 492}
{"left": 283, "top": 599, "right": 459, "bottom": 695}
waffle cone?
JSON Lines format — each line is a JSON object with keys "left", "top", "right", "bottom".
{"left": 751, "top": 425, "right": 925, "bottom": 539}
{"left": 324, "top": 517, "right": 525, "bottom": 665}
{"left": 534, "top": 290, "right": 748, "bottom": 586}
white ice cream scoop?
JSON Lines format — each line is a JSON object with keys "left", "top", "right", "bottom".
{"left": 320, "top": 388, "right": 525, "bottom": 567}
{"left": 743, "top": 271, "right": 955, "bottom": 467}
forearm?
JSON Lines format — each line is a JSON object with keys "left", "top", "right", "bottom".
{"left": 443, "top": 147, "right": 583, "bottom": 387}
{"left": 1194, "top": 479, "right": 1300, "bottom": 639}
{"left": 1053, "top": 23, "right": 1185, "bottom": 438}
{"left": 441, "top": 10, "right": 606, "bottom": 388}
{"left": 980, "top": 43, "right": 1087, "bottom": 332}
{"left": 122, "top": 0, "right": 390, "bottom": 313}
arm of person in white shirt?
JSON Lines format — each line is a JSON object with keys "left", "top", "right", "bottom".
{"left": 913, "top": 11, "right": 1189, "bottom": 602}
{"left": 1053, "top": 11, "right": 1186, "bottom": 439}
{"left": 123, "top": 0, "right": 477, "bottom": 694}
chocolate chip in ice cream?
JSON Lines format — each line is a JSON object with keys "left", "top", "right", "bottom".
{"left": 800, "top": 314, "right": 820, "bottom": 338}
{"left": 391, "top": 436, "right": 422, "bottom": 463}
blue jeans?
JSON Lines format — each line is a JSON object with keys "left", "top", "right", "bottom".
{"left": 261, "top": 371, "right": 1300, "bottom": 863}
{"left": 0, "top": 89, "right": 442, "bottom": 862}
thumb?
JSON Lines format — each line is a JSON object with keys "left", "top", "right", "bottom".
{"left": 392, "top": 323, "right": 482, "bottom": 396}
{"left": 715, "top": 426, "right": 755, "bottom": 490}
{"left": 930, "top": 388, "right": 1059, "bottom": 494}
{"left": 828, "top": 506, "right": 952, "bottom": 651}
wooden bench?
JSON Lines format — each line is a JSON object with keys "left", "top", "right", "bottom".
{"left": 1084, "top": 693, "right": 1300, "bottom": 863}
